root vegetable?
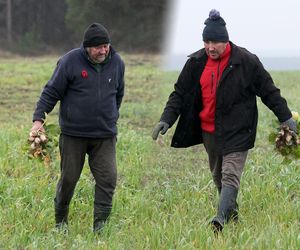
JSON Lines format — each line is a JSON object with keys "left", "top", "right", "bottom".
{"left": 28, "top": 136, "right": 35, "bottom": 142}
{"left": 285, "top": 134, "right": 292, "bottom": 143}
{"left": 30, "top": 131, "right": 37, "bottom": 137}
{"left": 34, "top": 137, "right": 41, "bottom": 144}
{"left": 40, "top": 134, "right": 47, "bottom": 142}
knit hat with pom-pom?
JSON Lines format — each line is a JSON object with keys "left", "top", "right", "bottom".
{"left": 202, "top": 9, "right": 229, "bottom": 42}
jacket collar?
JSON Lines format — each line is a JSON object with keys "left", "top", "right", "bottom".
{"left": 229, "top": 42, "right": 242, "bottom": 65}
{"left": 188, "top": 48, "right": 207, "bottom": 60}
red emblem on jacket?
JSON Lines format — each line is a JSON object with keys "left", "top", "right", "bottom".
{"left": 81, "top": 70, "right": 88, "bottom": 78}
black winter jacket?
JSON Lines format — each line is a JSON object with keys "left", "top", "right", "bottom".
{"left": 33, "top": 46, "right": 125, "bottom": 138}
{"left": 160, "top": 42, "right": 292, "bottom": 154}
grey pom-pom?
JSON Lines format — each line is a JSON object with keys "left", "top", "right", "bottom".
{"left": 209, "top": 9, "right": 220, "bottom": 20}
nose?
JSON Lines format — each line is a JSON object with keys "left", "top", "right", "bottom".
{"left": 98, "top": 47, "right": 106, "bottom": 54}
{"left": 207, "top": 42, "right": 215, "bottom": 50}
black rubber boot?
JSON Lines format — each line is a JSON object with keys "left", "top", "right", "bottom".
{"left": 54, "top": 199, "right": 69, "bottom": 230}
{"left": 93, "top": 205, "right": 112, "bottom": 233}
{"left": 211, "top": 185, "right": 239, "bottom": 233}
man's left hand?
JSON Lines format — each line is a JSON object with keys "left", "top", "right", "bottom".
{"left": 281, "top": 117, "right": 298, "bottom": 133}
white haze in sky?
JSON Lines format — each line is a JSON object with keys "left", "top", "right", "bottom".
{"left": 162, "top": 0, "right": 300, "bottom": 70}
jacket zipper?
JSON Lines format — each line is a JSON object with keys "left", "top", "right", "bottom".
{"left": 98, "top": 70, "right": 102, "bottom": 101}
{"left": 211, "top": 72, "right": 214, "bottom": 94}
{"left": 216, "top": 60, "right": 221, "bottom": 88}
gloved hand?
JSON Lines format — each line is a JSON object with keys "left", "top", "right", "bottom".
{"left": 152, "top": 121, "right": 169, "bottom": 140}
{"left": 281, "top": 117, "right": 298, "bottom": 133}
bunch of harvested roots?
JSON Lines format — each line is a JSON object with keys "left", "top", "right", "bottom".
{"left": 275, "top": 125, "right": 300, "bottom": 150}
{"left": 269, "top": 111, "right": 300, "bottom": 160}
{"left": 28, "top": 130, "right": 50, "bottom": 164}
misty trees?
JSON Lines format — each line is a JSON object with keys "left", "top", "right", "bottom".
{"left": 6, "top": 0, "right": 12, "bottom": 44}
{"left": 66, "top": 0, "right": 167, "bottom": 51}
{"left": 0, "top": 0, "right": 67, "bottom": 52}
{"left": 0, "top": 0, "right": 168, "bottom": 54}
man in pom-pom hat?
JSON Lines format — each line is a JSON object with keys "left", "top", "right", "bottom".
{"left": 152, "top": 9, "right": 297, "bottom": 232}
{"left": 30, "top": 23, "right": 125, "bottom": 233}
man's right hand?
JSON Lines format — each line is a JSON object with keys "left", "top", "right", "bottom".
{"left": 152, "top": 121, "right": 169, "bottom": 140}
{"left": 30, "top": 120, "right": 45, "bottom": 133}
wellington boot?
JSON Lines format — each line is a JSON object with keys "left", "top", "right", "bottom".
{"left": 54, "top": 199, "right": 69, "bottom": 231}
{"left": 211, "top": 185, "right": 239, "bottom": 233}
{"left": 93, "top": 205, "right": 112, "bottom": 234}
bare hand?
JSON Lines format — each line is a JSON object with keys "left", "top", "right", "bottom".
{"left": 30, "top": 120, "right": 45, "bottom": 133}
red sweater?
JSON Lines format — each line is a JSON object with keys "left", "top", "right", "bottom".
{"left": 199, "top": 43, "right": 231, "bottom": 133}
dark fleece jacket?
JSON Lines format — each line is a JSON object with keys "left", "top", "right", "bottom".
{"left": 33, "top": 46, "right": 125, "bottom": 138}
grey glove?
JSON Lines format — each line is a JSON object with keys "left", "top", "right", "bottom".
{"left": 152, "top": 121, "right": 169, "bottom": 140}
{"left": 281, "top": 117, "right": 298, "bottom": 133}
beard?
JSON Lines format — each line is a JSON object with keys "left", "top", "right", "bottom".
{"left": 93, "top": 54, "right": 106, "bottom": 63}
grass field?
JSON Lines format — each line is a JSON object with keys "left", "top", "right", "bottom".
{"left": 0, "top": 53, "right": 299, "bottom": 249}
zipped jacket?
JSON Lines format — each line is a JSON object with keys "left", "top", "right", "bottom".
{"left": 160, "top": 42, "right": 292, "bottom": 154}
{"left": 33, "top": 45, "right": 125, "bottom": 138}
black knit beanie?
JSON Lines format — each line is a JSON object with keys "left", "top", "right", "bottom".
{"left": 83, "top": 23, "right": 110, "bottom": 47}
{"left": 202, "top": 9, "right": 229, "bottom": 42}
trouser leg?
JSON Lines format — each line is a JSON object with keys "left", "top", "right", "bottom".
{"left": 87, "top": 137, "right": 117, "bottom": 232}
{"left": 55, "top": 134, "right": 87, "bottom": 226}
{"left": 202, "top": 132, "right": 222, "bottom": 193}
{"left": 202, "top": 132, "right": 248, "bottom": 191}
{"left": 212, "top": 151, "right": 248, "bottom": 232}
{"left": 202, "top": 132, "right": 249, "bottom": 232}
{"left": 221, "top": 151, "right": 248, "bottom": 190}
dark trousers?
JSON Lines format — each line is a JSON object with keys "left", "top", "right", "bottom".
{"left": 202, "top": 132, "right": 248, "bottom": 190}
{"left": 55, "top": 134, "right": 117, "bottom": 209}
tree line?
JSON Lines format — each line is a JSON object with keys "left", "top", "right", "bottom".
{"left": 0, "top": 0, "right": 168, "bottom": 54}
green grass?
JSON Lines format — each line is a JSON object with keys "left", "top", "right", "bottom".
{"left": 0, "top": 54, "right": 299, "bottom": 249}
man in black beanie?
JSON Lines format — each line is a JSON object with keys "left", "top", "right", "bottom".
{"left": 152, "top": 9, "right": 297, "bottom": 233}
{"left": 30, "top": 22, "right": 125, "bottom": 233}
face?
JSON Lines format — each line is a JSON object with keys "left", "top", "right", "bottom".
{"left": 87, "top": 44, "right": 110, "bottom": 63}
{"left": 204, "top": 41, "right": 228, "bottom": 60}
